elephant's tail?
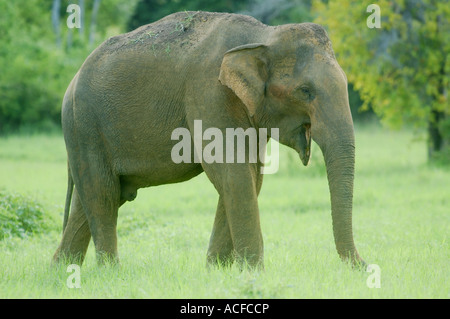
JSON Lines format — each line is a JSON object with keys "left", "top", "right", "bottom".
{"left": 62, "top": 162, "right": 74, "bottom": 232}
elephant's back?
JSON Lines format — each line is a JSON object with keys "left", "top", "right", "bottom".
{"left": 95, "top": 11, "right": 268, "bottom": 60}
{"left": 69, "top": 11, "right": 270, "bottom": 129}
{"left": 75, "top": 11, "right": 270, "bottom": 103}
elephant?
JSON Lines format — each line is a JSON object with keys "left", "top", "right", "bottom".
{"left": 53, "top": 11, "right": 365, "bottom": 269}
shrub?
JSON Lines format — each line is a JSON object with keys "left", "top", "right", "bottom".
{"left": 0, "top": 190, "right": 48, "bottom": 240}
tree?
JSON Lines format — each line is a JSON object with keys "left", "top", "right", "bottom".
{"left": 241, "top": 0, "right": 312, "bottom": 24}
{"left": 127, "top": 0, "right": 250, "bottom": 31}
{"left": 0, "top": 0, "right": 139, "bottom": 134}
{"left": 314, "top": 0, "right": 449, "bottom": 161}
{"left": 0, "top": 1, "right": 64, "bottom": 133}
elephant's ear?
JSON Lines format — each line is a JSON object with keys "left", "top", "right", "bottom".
{"left": 219, "top": 43, "right": 268, "bottom": 117}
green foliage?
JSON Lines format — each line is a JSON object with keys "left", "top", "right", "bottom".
{"left": 0, "top": 190, "right": 48, "bottom": 240}
{"left": 127, "top": 0, "right": 249, "bottom": 30}
{"left": 314, "top": 0, "right": 449, "bottom": 156}
{"left": 0, "top": 1, "right": 64, "bottom": 133}
{"left": 0, "top": 0, "right": 138, "bottom": 134}
{"left": 264, "top": 0, "right": 314, "bottom": 25}
{"left": 2, "top": 0, "right": 444, "bottom": 141}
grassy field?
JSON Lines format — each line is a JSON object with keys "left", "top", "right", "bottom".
{"left": 0, "top": 123, "right": 448, "bottom": 298}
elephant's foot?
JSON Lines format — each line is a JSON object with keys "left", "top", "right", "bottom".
{"left": 206, "top": 251, "right": 234, "bottom": 269}
{"left": 52, "top": 249, "right": 87, "bottom": 266}
{"left": 95, "top": 250, "right": 120, "bottom": 266}
{"left": 233, "top": 250, "right": 264, "bottom": 271}
{"left": 52, "top": 222, "right": 91, "bottom": 266}
{"left": 206, "top": 249, "right": 264, "bottom": 271}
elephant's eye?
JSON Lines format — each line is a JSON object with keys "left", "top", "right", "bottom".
{"left": 296, "top": 85, "right": 315, "bottom": 102}
{"left": 300, "top": 86, "right": 314, "bottom": 100}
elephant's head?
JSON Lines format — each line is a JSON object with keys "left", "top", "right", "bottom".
{"left": 219, "top": 23, "right": 364, "bottom": 267}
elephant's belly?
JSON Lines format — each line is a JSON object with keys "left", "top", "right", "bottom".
{"left": 117, "top": 159, "right": 204, "bottom": 191}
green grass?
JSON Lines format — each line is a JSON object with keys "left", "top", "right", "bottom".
{"left": 0, "top": 123, "right": 448, "bottom": 298}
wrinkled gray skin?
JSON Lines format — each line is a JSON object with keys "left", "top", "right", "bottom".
{"left": 53, "top": 11, "right": 364, "bottom": 269}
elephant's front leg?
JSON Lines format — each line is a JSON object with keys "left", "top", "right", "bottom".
{"left": 207, "top": 197, "right": 234, "bottom": 267}
{"left": 206, "top": 164, "right": 264, "bottom": 269}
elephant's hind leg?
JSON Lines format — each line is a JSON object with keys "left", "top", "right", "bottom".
{"left": 73, "top": 165, "right": 121, "bottom": 265}
{"left": 53, "top": 188, "right": 91, "bottom": 265}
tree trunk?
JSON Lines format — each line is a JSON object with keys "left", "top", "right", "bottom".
{"left": 428, "top": 61, "right": 448, "bottom": 160}
{"left": 78, "top": 0, "right": 85, "bottom": 38}
{"left": 428, "top": 14, "right": 449, "bottom": 160}
{"left": 428, "top": 110, "right": 446, "bottom": 159}
{"left": 89, "top": 0, "right": 101, "bottom": 46}
{"left": 67, "top": 28, "right": 73, "bottom": 51}
{"left": 51, "top": 0, "right": 61, "bottom": 47}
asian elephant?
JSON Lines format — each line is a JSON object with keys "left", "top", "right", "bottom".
{"left": 53, "top": 11, "right": 364, "bottom": 269}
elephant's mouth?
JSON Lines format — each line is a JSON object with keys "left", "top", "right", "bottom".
{"left": 298, "top": 123, "right": 311, "bottom": 166}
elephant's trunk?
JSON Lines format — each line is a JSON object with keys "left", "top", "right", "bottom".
{"left": 323, "top": 136, "right": 361, "bottom": 265}
{"left": 312, "top": 106, "right": 364, "bottom": 267}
